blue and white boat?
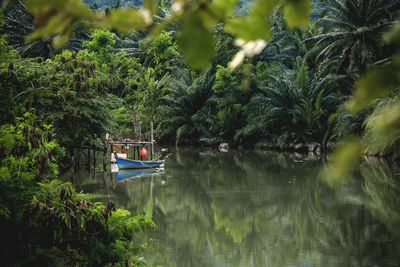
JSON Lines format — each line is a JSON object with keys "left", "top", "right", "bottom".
{"left": 115, "top": 157, "right": 164, "bottom": 170}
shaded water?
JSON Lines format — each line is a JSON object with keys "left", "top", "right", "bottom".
{"left": 65, "top": 149, "right": 400, "bottom": 267}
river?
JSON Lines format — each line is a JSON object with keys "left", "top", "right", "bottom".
{"left": 63, "top": 149, "right": 400, "bottom": 267}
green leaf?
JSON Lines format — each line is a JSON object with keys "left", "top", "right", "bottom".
{"left": 347, "top": 61, "right": 400, "bottom": 112}
{"left": 364, "top": 101, "right": 400, "bottom": 153}
{"left": 225, "top": 0, "right": 280, "bottom": 41}
{"left": 284, "top": 0, "right": 312, "bottom": 28}
{"left": 143, "top": 0, "right": 158, "bottom": 14}
{"left": 210, "top": 0, "right": 239, "bottom": 19}
{"left": 0, "top": 167, "right": 11, "bottom": 182}
{"left": 177, "top": 13, "right": 215, "bottom": 69}
{"left": 26, "top": 0, "right": 154, "bottom": 46}
{"left": 225, "top": 17, "right": 270, "bottom": 41}
{"left": 322, "top": 139, "right": 362, "bottom": 187}
{"left": 26, "top": 0, "right": 95, "bottom": 47}
{"left": 384, "top": 21, "right": 400, "bottom": 45}
{"left": 101, "top": 9, "right": 152, "bottom": 33}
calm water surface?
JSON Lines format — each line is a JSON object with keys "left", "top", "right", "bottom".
{"left": 65, "top": 149, "right": 400, "bottom": 267}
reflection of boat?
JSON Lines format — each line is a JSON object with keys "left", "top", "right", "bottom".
{"left": 116, "top": 169, "right": 163, "bottom": 181}
{"left": 115, "top": 157, "right": 164, "bottom": 170}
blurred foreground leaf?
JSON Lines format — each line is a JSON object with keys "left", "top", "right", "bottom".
{"left": 210, "top": 0, "right": 239, "bottom": 20}
{"left": 25, "top": 0, "right": 154, "bottom": 48}
{"left": 364, "top": 101, "right": 400, "bottom": 154}
{"left": 284, "top": 0, "right": 312, "bottom": 28}
{"left": 225, "top": 0, "right": 280, "bottom": 41}
{"left": 101, "top": 8, "right": 152, "bottom": 33}
{"left": 347, "top": 60, "right": 400, "bottom": 113}
{"left": 322, "top": 139, "right": 362, "bottom": 187}
{"left": 143, "top": 0, "right": 158, "bottom": 15}
{"left": 24, "top": 0, "right": 312, "bottom": 67}
{"left": 177, "top": 12, "right": 215, "bottom": 69}
{"left": 384, "top": 21, "right": 400, "bottom": 45}
{"left": 26, "top": 0, "right": 95, "bottom": 47}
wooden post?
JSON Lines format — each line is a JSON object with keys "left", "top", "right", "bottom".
{"left": 93, "top": 148, "right": 96, "bottom": 173}
{"left": 74, "top": 148, "right": 80, "bottom": 172}
{"left": 103, "top": 146, "right": 107, "bottom": 171}
{"left": 86, "top": 148, "right": 91, "bottom": 171}
{"left": 139, "top": 121, "right": 142, "bottom": 143}
{"left": 150, "top": 122, "right": 154, "bottom": 160}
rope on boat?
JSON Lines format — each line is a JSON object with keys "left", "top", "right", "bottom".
{"left": 140, "top": 153, "right": 172, "bottom": 169}
{"left": 140, "top": 161, "right": 164, "bottom": 170}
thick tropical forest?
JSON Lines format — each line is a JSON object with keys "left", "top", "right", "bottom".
{"left": 1, "top": 0, "right": 400, "bottom": 266}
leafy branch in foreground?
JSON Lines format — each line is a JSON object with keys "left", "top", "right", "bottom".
{"left": 23, "top": 0, "right": 313, "bottom": 68}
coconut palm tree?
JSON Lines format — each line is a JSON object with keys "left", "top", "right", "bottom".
{"left": 2, "top": 1, "right": 90, "bottom": 58}
{"left": 307, "top": 0, "right": 400, "bottom": 74}
{"left": 256, "top": 9, "right": 308, "bottom": 67}
{"left": 155, "top": 69, "right": 214, "bottom": 144}
{"left": 243, "top": 58, "right": 349, "bottom": 147}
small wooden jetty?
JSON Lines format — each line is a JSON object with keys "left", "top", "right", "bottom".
{"left": 106, "top": 122, "right": 156, "bottom": 161}
{"left": 108, "top": 139, "right": 155, "bottom": 160}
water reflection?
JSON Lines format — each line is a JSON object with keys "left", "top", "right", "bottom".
{"left": 115, "top": 168, "right": 164, "bottom": 181}
{"left": 68, "top": 149, "right": 400, "bottom": 266}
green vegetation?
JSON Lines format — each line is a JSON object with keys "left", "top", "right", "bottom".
{"left": 3, "top": 0, "right": 398, "bottom": 151}
{"left": 1, "top": 5, "right": 158, "bottom": 266}
{"left": 1, "top": 0, "right": 400, "bottom": 265}
{"left": 0, "top": 113, "right": 154, "bottom": 266}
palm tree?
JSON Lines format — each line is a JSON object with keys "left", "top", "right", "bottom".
{"left": 256, "top": 9, "right": 307, "bottom": 67}
{"left": 2, "top": 1, "right": 90, "bottom": 58}
{"left": 155, "top": 69, "right": 214, "bottom": 144}
{"left": 243, "top": 58, "right": 349, "bottom": 147}
{"left": 307, "top": 0, "right": 400, "bottom": 74}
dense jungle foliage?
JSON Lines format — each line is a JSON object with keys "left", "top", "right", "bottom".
{"left": 3, "top": 0, "right": 397, "bottom": 150}
{"left": 1, "top": 0, "right": 400, "bottom": 265}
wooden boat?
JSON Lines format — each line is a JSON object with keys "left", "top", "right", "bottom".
{"left": 115, "top": 157, "right": 164, "bottom": 170}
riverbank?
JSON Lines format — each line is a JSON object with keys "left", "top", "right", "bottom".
{"left": 170, "top": 137, "right": 400, "bottom": 162}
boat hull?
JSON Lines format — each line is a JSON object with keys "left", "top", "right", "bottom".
{"left": 116, "top": 157, "right": 164, "bottom": 170}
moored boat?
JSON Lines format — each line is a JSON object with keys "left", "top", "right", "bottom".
{"left": 115, "top": 157, "right": 164, "bottom": 170}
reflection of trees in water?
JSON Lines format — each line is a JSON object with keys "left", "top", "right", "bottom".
{"left": 108, "top": 150, "right": 400, "bottom": 266}
{"left": 361, "top": 158, "right": 400, "bottom": 233}
{"left": 315, "top": 158, "right": 400, "bottom": 266}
